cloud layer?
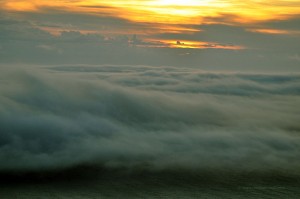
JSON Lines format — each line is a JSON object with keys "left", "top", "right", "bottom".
{"left": 0, "top": 65, "right": 299, "bottom": 174}
{"left": 1, "top": 13, "right": 300, "bottom": 71}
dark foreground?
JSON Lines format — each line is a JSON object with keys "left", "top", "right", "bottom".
{"left": 1, "top": 166, "right": 300, "bottom": 199}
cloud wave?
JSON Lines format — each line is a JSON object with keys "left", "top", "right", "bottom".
{"left": 0, "top": 65, "right": 300, "bottom": 173}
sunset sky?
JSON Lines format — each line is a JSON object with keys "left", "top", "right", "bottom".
{"left": 1, "top": 0, "right": 300, "bottom": 70}
{"left": 1, "top": 2, "right": 300, "bottom": 194}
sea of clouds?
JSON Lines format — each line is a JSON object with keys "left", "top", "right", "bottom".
{"left": 0, "top": 65, "right": 299, "bottom": 174}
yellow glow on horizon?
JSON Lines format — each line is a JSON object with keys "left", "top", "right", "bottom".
{"left": 4, "top": 1, "right": 38, "bottom": 11}
{"left": 2, "top": 0, "right": 300, "bottom": 22}
{"left": 248, "top": 28, "right": 300, "bottom": 35}
{"left": 1, "top": 0, "right": 300, "bottom": 33}
{"left": 153, "top": 0, "right": 203, "bottom": 6}
{"left": 145, "top": 39, "right": 245, "bottom": 49}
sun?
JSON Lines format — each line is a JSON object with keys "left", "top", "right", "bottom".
{"left": 141, "top": 0, "right": 211, "bottom": 20}
{"left": 152, "top": 0, "right": 211, "bottom": 6}
{"left": 143, "top": 0, "right": 214, "bottom": 18}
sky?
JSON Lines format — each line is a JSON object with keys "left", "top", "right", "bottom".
{"left": 0, "top": 0, "right": 300, "bottom": 71}
{"left": 0, "top": 0, "right": 300, "bottom": 184}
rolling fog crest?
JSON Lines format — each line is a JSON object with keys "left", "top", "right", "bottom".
{"left": 0, "top": 65, "right": 300, "bottom": 173}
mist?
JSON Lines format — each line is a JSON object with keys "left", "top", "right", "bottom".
{"left": 1, "top": 65, "right": 299, "bottom": 175}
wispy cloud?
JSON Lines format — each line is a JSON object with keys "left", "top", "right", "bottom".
{"left": 1, "top": 16, "right": 299, "bottom": 71}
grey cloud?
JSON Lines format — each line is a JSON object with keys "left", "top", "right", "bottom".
{"left": 0, "top": 19, "right": 53, "bottom": 41}
{"left": 0, "top": 18, "right": 138, "bottom": 64}
{"left": 261, "top": 15, "right": 300, "bottom": 31}
{"left": 0, "top": 65, "right": 300, "bottom": 173}
{"left": 155, "top": 23, "right": 300, "bottom": 51}
{"left": 152, "top": 22, "right": 300, "bottom": 71}
{"left": 1, "top": 13, "right": 300, "bottom": 71}
{"left": 8, "top": 8, "right": 153, "bottom": 34}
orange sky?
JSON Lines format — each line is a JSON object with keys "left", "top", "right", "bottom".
{"left": 2, "top": 0, "right": 300, "bottom": 23}
{"left": 1, "top": 0, "right": 299, "bottom": 49}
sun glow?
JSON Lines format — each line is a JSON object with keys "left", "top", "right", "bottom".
{"left": 2, "top": 0, "right": 300, "bottom": 24}
{"left": 1, "top": 0, "right": 300, "bottom": 36}
{"left": 151, "top": 0, "right": 211, "bottom": 6}
{"left": 144, "top": 39, "right": 245, "bottom": 49}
